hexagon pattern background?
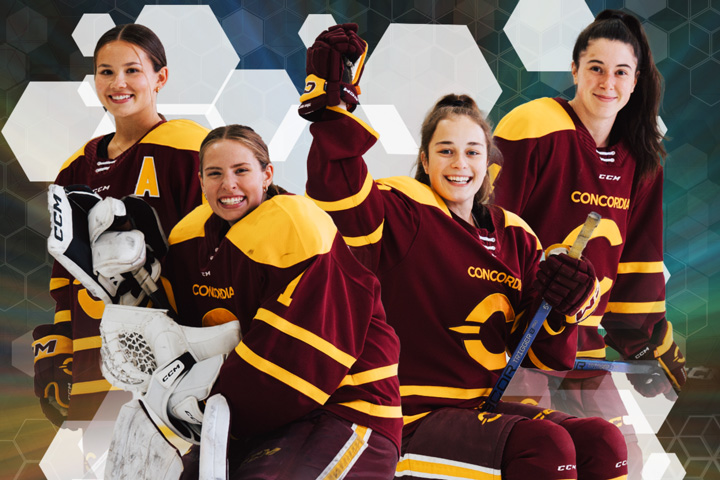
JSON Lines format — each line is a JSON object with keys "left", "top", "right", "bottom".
{"left": 0, "top": 1, "right": 718, "bottom": 479}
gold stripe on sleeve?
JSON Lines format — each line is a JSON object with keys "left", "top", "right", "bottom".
{"left": 254, "top": 308, "right": 356, "bottom": 368}
{"left": 576, "top": 348, "right": 608, "bottom": 359}
{"left": 342, "top": 220, "right": 384, "bottom": 247}
{"left": 605, "top": 301, "right": 665, "bottom": 314}
{"left": 307, "top": 173, "right": 374, "bottom": 212}
{"left": 403, "top": 411, "right": 432, "bottom": 426}
{"left": 617, "top": 261, "right": 664, "bottom": 274}
{"left": 54, "top": 310, "right": 71, "bottom": 324}
{"left": 73, "top": 336, "right": 102, "bottom": 351}
{"left": 337, "top": 400, "right": 403, "bottom": 419}
{"left": 399, "top": 385, "right": 491, "bottom": 400}
{"left": 235, "top": 343, "right": 330, "bottom": 405}
{"left": 338, "top": 364, "right": 398, "bottom": 387}
{"left": 71, "top": 379, "right": 121, "bottom": 395}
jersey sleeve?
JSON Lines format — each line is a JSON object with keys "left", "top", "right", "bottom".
{"left": 305, "top": 107, "right": 405, "bottom": 272}
{"left": 602, "top": 170, "right": 670, "bottom": 358}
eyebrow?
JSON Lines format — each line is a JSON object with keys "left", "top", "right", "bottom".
{"left": 97, "top": 61, "right": 143, "bottom": 68}
{"left": 204, "top": 162, "right": 252, "bottom": 171}
{"left": 587, "top": 59, "right": 635, "bottom": 69}
{"left": 434, "top": 140, "right": 485, "bottom": 147}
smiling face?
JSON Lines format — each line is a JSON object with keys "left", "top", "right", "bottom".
{"left": 199, "top": 139, "right": 274, "bottom": 225}
{"left": 94, "top": 40, "right": 167, "bottom": 123}
{"left": 421, "top": 114, "right": 488, "bottom": 222}
{"left": 571, "top": 38, "right": 638, "bottom": 125}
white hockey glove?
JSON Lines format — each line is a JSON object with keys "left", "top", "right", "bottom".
{"left": 88, "top": 197, "right": 165, "bottom": 306}
{"left": 100, "top": 305, "right": 241, "bottom": 444}
{"left": 92, "top": 230, "right": 162, "bottom": 306}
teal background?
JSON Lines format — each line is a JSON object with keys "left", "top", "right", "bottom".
{"left": 0, "top": 0, "right": 718, "bottom": 478}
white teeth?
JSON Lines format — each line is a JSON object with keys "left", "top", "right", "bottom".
{"left": 220, "top": 197, "right": 243, "bottom": 205}
{"left": 446, "top": 176, "right": 471, "bottom": 183}
{"left": 111, "top": 95, "right": 131, "bottom": 100}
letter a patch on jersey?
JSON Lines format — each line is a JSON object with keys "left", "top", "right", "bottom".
{"left": 135, "top": 156, "right": 160, "bottom": 197}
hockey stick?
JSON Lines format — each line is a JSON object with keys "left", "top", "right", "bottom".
{"left": 573, "top": 358, "right": 660, "bottom": 374}
{"left": 481, "top": 211, "right": 602, "bottom": 412}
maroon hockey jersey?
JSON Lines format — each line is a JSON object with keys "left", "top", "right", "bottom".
{"left": 305, "top": 107, "right": 579, "bottom": 431}
{"left": 49, "top": 119, "right": 208, "bottom": 420}
{"left": 493, "top": 97, "right": 671, "bottom": 364}
{"left": 165, "top": 196, "right": 403, "bottom": 450}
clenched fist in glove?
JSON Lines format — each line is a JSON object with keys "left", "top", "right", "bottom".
{"left": 32, "top": 323, "right": 73, "bottom": 426}
{"left": 299, "top": 23, "right": 368, "bottom": 120}
{"left": 533, "top": 251, "right": 600, "bottom": 322}
{"left": 626, "top": 339, "right": 686, "bottom": 399}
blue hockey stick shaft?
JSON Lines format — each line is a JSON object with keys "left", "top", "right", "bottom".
{"left": 481, "top": 211, "right": 601, "bottom": 412}
{"left": 573, "top": 358, "right": 660, "bottom": 374}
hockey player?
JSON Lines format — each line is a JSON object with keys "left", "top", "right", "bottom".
{"left": 33, "top": 23, "right": 208, "bottom": 426}
{"left": 492, "top": 10, "right": 685, "bottom": 479}
{"left": 159, "top": 124, "right": 403, "bottom": 478}
{"left": 300, "top": 24, "right": 628, "bottom": 480}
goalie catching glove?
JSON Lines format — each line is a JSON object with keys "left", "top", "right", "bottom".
{"left": 533, "top": 245, "right": 600, "bottom": 323}
{"left": 299, "top": 23, "right": 368, "bottom": 120}
{"left": 100, "top": 305, "right": 241, "bottom": 443}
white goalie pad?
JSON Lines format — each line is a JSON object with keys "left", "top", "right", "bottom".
{"left": 100, "top": 304, "right": 241, "bottom": 393}
{"left": 200, "top": 394, "right": 230, "bottom": 480}
{"left": 105, "top": 399, "right": 183, "bottom": 480}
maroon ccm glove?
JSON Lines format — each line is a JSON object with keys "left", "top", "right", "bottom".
{"left": 627, "top": 339, "right": 686, "bottom": 399}
{"left": 299, "top": 23, "right": 368, "bottom": 120}
{"left": 533, "top": 252, "right": 600, "bottom": 323}
{"left": 32, "top": 323, "right": 73, "bottom": 426}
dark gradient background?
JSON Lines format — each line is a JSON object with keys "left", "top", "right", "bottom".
{"left": 0, "top": 1, "right": 718, "bottom": 478}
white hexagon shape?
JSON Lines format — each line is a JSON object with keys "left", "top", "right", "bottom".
{"left": 214, "top": 69, "right": 301, "bottom": 148}
{"left": 11, "top": 330, "right": 34, "bottom": 376}
{"left": 2, "top": 81, "right": 107, "bottom": 182}
{"left": 135, "top": 5, "right": 239, "bottom": 105}
{"left": 362, "top": 23, "right": 502, "bottom": 148}
{"left": 39, "top": 427, "right": 86, "bottom": 480}
{"left": 71, "top": 13, "right": 115, "bottom": 57}
{"left": 214, "top": 69, "right": 309, "bottom": 193}
{"left": 298, "top": 14, "right": 338, "bottom": 47}
{"left": 504, "top": 0, "right": 594, "bottom": 72}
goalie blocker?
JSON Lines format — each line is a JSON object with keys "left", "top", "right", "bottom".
{"left": 47, "top": 184, "right": 172, "bottom": 309}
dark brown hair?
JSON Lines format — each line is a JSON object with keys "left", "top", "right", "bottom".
{"left": 414, "top": 94, "right": 499, "bottom": 206}
{"left": 573, "top": 9, "right": 666, "bottom": 179}
{"left": 94, "top": 24, "right": 167, "bottom": 73}
{"left": 199, "top": 125, "right": 286, "bottom": 198}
